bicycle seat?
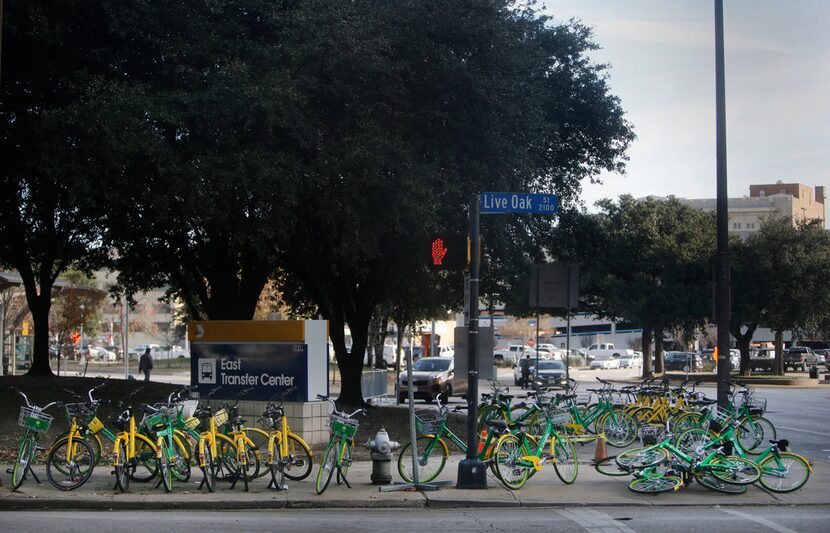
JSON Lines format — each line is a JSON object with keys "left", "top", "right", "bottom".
{"left": 486, "top": 420, "right": 508, "bottom": 433}
{"left": 689, "top": 399, "right": 717, "bottom": 406}
{"left": 557, "top": 394, "right": 577, "bottom": 401}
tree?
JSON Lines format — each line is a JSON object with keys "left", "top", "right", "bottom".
{"left": 95, "top": 1, "right": 303, "bottom": 321}
{"left": 275, "top": 1, "right": 634, "bottom": 405}
{"left": 0, "top": 1, "right": 112, "bottom": 375}
{"left": 753, "top": 218, "right": 830, "bottom": 375}
{"left": 550, "top": 196, "right": 715, "bottom": 378}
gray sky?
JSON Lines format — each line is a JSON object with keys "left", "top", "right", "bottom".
{"left": 545, "top": 0, "right": 829, "bottom": 214}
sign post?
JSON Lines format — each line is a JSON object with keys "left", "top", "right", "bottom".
{"left": 457, "top": 192, "right": 559, "bottom": 490}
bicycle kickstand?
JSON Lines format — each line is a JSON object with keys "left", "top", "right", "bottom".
{"left": 338, "top": 468, "right": 352, "bottom": 489}
{"left": 28, "top": 466, "right": 42, "bottom": 484}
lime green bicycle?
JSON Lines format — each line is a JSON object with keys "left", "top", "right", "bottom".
{"left": 315, "top": 395, "right": 364, "bottom": 495}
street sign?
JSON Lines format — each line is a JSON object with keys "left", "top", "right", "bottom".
{"left": 480, "top": 192, "right": 559, "bottom": 215}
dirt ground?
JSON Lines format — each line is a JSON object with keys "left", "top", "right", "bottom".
{"left": 0, "top": 375, "right": 468, "bottom": 463}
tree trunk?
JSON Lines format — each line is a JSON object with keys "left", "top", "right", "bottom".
{"left": 27, "top": 295, "right": 54, "bottom": 376}
{"left": 773, "top": 330, "right": 785, "bottom": 376}
{"left": 374, "top": 311, "right": 390, "bottom": 369}
{"left": 731, "top": 324, "right": 756, "bottom": 377}
{"left": 654, "top": 328, "right": 664, "bottom": 374}
{"left": 641, "top": 328, "right": 653, "bottom": 379}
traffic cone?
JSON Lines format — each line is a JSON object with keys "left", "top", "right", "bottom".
{"left": 593, "top": 434, "right": 608, "bottom": 464}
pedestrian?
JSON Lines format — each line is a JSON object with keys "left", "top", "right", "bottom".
{"left": 521, "top": 352, "right": 531, "bottom": 387}
{"left": 139, "top": 347, "right": 153, "bottom": 382}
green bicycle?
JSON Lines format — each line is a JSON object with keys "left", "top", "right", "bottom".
{"left": 559, "top": 383, "right": 637, "bottom": 448}
{"left": 493, "top": 399, "right": 578, "bottom": 490}
{"left": 315, "top": 395, "right": 364, "bottom": 495}
{"left": 397, "top": 395, "right": 510, "bottom": 483}
{"left": 616, "top": 426, "right": 761, "bottom": 494}
{"left": 676, "top": 419, "right": 811, "bottom": 493}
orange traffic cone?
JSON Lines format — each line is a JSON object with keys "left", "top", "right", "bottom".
{"left": 594, "top": 434, "right": 608, "bottom": 464}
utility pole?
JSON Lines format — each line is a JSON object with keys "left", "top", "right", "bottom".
{"left": 714, "top": 0, "right": 732, "bottom": 407}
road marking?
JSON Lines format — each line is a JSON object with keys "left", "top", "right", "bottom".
{"left": 720, "top": 508, "right": 798, "bottom": 533}
{"left": 556, "top": 509, "right": 638, "bottom": 533}
{"left": 776, "top": 425, "right": 830, "bottom": 438}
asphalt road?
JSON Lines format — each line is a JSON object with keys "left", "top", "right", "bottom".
{"left": 1, "top": 507, "right": 827, "bottom": 532}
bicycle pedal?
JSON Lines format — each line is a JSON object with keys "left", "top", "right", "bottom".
{"left": 6, "top": 468, "right": 14, "bottom": 474}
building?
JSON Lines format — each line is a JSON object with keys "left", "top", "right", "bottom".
{"left": 682, "top": 181, "right": 825, "bottom": 238}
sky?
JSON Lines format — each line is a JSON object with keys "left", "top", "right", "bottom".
{"left": 544, "top": 0, "right": 829, "bottom": 216}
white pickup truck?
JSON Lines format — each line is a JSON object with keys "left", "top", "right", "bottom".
{"left": 493, "top": 345, "right": 535, "bottom": 367}
{"left": 586, "top": 343, "right": 634, "bottom": 361}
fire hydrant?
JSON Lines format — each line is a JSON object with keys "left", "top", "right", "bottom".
{"left": 364, "top": 427, "right": 400, "bottom": 484}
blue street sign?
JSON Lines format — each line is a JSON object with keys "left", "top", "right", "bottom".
{"left": 480, "top": 192, "right": 559, "bottom": 215}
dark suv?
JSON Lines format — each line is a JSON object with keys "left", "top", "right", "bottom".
{"left": 784, "top": 347, "right": 817, "bottom": 372}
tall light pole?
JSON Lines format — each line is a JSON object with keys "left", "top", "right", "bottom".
{"left": 79, "top": 304, "right": 86, "bottom": 356}
{"left": 714, "top": 0, "right": 732, "bottom": 407}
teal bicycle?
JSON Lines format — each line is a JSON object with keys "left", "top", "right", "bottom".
{"left": 315, "top": 395, "right": 364, "bottom": 495}
{"left": 493, "top": 397, "right": 578, "bottom": 490}
{"left": 616, "top": 425, "right": 761, "bottom": 494}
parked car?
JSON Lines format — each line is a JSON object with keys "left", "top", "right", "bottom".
{"left": 89, "top": 346, "right": 116, "bottom": 361}
{"left": 397, "top": 357, "right": 454, "bottom": 403}
{"left": 812, "top": 348, "right": 828, "bottom": 366}
{"left": 589, "top": 355, "right": 620, "bottom": 370}
{"left": 784, "top": 346, "right": 817, "bottom": 372}
{"left": 664, "top": 351, "right": 702, "bottom": 372}
{"left": 586, "top": 343, "right": 634, "bottom": 361}
{"left": 529, "top": 360, "right": 568, "bottom": 388}
{"left": 493, "top": 345, "right": 534, "bottom": 367}
{"left": 618, "top": 352, "right": 642, "bottom": 369}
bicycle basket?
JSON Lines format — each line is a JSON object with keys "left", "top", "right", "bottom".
{"left": 545, "top": 407, "right": 572, "bottom": 427}
{"left": 64, "top": 402, "right": 93, "bottom": 425}
{"left": 212, "top": 408, "right": 229, "bottom": 427}
{"left": 414, "top": 409, "right": 445, "bottom": 435}
{"left": 638, "top": 424, "right": 663, "bottom": 445}
{"left": 145, "top": 405, "right": 179, "bottom": 428}
{"left": 739, "top": 397, "right": 767, "bottom": 415}
{"left": 329, "top": 414, "right": 359, "bottom": 439}
{"left": 184, "top": 416, "right": 201, "bottom": 430}
{"left": 705, "top": 407, "right": 732, "bottom": 433}
{"left": 19, "top": 405, "right": 53, "bottom": 433}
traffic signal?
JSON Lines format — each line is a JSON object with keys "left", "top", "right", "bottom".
{"left": 72, "top": 331, "right": 81, "bottom": 344}
{"left": 429, "top": 234, "right": 468, "bottom": 271}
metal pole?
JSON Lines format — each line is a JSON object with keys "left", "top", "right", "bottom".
{"left": 430, "top": 319, "right": 436, "bottom": 358}
{"left": 406, "top": 333, "right": 419, "bottom": 483}
{"left": 565, "top": 267, "right": 572, "bottom": 383}
{"left": 535, "top": 265, "right": 540, "bottom": 384}
{"left": 458, "top": 193, "right": 486, "bottom": 488}
{"left": 124, "top": 300, "right": 130, "bottom": 379}
{"left": 715, "top": 0, "right": 731, "bottom": 408}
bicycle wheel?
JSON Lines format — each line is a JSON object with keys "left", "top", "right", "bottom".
{"left": 55, "top": 430, "right": 103, "bottom": 466}
{"left": 758, "top": 452, "right": 810, "bottom": 493}
{"left": 397, "top": 436, "right": 449, "bottom": 483}
{"left": 12, "top": 434, "right": 35, "bottom": 490}
{"left": 131, "top": 435, "right": 159, "bottom": 482}
{"left": 476, "top": 405, "right": 502, "bottom": 433}
{"left": 598, "top": 410, "right": 638, "bottom": 448}
{"left": 675, "top": 428, "right": 716, "bottom": 456}
{"left": 737, "top": 416, "right": 776, "bottom": 454}
{"left": 315, "top": 439, "right": 338, "bottom": 495}
{"left": 628, "top": 475, "right": 683, "bottom": 494}
{"left": 236, "top": 442, "right": 251, "bottom": 492}
{"left": 630, "top": 406, "right": 656, "bottom": 425}
{"left": 115, "top": 440, "right": 130, "bottom": 492}
{"left": 336, "top": 443, "right": 353, "bottom": 485}
{"left": 552, "top": 437, "right": 578, "bottom": 485}
{"left": 245, "top": 427, "right": 271, "bottom": 479}
{"left": 171, "top": 435, "right": 191, "bottom": 482}
{"left": 615, "top": 447, "right": 669, "bottom": 471}
{"left": 670, "top": 411, "right": 702, "bottom": 435}
{"left": 595, "top": 456, "right": 630, "bottom": 476}
{"left": 159, "top": 441, "right": 173, "bottom": 493}
{"left": 493, "top": 434, "right": 529, "bottom": 490}
{"left": 284, "top": 434, "right": 313, "bottom": 481}
{"left": 200, "top": 441, "right": 216, "bottom": 492}
{"left": 695, "top": 472, "right": 746, "bottom": 494}
{"left": 46, "top": 437, "right": 95, "bottom": 491}
{"left": 216, "top": 434, "right": 240, "bottom": 481}
{"left": 269, "top": 440, "right": 285, "bottom": 490}
{"left": 709, "top": 456, "right": 761, "bottom": 485}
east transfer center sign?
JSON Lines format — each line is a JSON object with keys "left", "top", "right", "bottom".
{"left": 188, "top": 321, "right": 328, "bottom": 402}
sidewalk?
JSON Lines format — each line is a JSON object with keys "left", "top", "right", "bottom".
{"left": 1, "top": 454, "right": 827, "bottom": 510}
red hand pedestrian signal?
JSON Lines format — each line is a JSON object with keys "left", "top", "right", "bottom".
{"left": 72, "top": 331, "right": 81, "bottom": 344}
{"left": 432, "top": 238, "right": 448, "bottom": 266}
{"left": 428, "top": 234, "right": 469, "bottom": 271}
